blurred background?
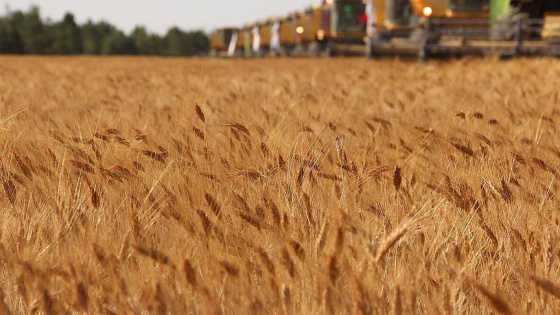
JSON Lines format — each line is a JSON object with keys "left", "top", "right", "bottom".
{"left": 0, "top": 1, "right": 558, "bottom": 57}
{"left": 0, "top": 0, "right": 313, "bottom": 55}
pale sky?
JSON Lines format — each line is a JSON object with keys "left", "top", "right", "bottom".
{"left": 1, "top": 1, "right": 317, "bottom": 35}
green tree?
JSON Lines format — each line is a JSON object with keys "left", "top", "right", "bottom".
{"left": 0, "top": 6, "right": 209, "bottom": 56}
{"left": 19, "top": 6, "right": 50, "bottom": 54}
{"left": 187, "top": 30, "right": 210, "bottom": 55}
{"left": 164, "top": 27, "right": 209, "bottom": 56}
{"left": 101, "top": 30, "right": 137, "bottom": 55}
{"left": 81, "top": 20, "right": 117, "bottom": 54}
{"left": 164, "top": 27, "right": 188, "bottom": 56}
{"left": 131, "top": 26, "right": 163, "bottom": 55}
{"left": 0, "top": 17, "right": 24, "bottom": 53}
{"left": 49, "top": 13, "right": 82, "bottom": 54}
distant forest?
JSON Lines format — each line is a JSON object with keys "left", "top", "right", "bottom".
{"left": 0, "top": 7, "right": 209, "bottom": 56}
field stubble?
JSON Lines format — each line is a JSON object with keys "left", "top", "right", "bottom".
{"left": 0, "top": 56, "right": 560, "bottom": 314}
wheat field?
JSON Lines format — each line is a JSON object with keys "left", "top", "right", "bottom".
{"left": 0, "top": 56, "right": 559, "bottom": 314}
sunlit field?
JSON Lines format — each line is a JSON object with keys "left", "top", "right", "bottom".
{"left": 1, "top": 56, "right": 560, "bottom": 314}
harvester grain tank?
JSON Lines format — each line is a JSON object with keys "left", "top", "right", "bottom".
{"left": 259, "top": 20, "right": 273, "bottom": 52}
{"left": 228, "top": 25, "right": 252, "bottom": 57}
{"left": 234, "top": 27, "right": 245, "bottom": 56}
{"left": 209, "top": 27, "right": 236, "bottom": 56}
{"left": 295, "top": 6, "right": 325, "bottom": 44}
{"left": 278, "top": 15, "right": 297, "bottom": 53}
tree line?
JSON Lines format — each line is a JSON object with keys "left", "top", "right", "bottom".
{"left": 0, "top": 6, "right": 209, "bottom": 55}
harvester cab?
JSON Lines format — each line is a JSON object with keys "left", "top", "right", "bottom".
{"left": 330, "top": 0, "right": 368, "bottom": 36}
{"left": 446, "top": 0, "right": 489, "bottom": 16}
{"left": 367, "top": 0, "right": 440, "bottom": 40}
{"left": 384, "top": 0, "right": 419, "bottom": 29}
{"left": 370, "top": 0, "right": 489, "bottom": 31}
{"left": 319, "top": 0, "right": 368, "bottom": 55}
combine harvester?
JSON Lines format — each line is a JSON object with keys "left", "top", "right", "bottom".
{"left": 265, "top": 0, "right": 368, "bottom": 56}
{"left": 365, "top": 0, "right": 490, "bottom": 58}
{"left": 366, "top": 0, "right": 560, "bottom": 58}
{"left": 210, "top": 0, "right": 560, "bottom": 59}
{"left": 209, "top": 27, "right": 236, "bottom": 57}
{"left": 211, "top": 0, "right": 369, "bottom": 57}
{"left": 421, "top": 0, "right": 560, "bottom": 58}
{"left": 315, "top": 0, "right": 369, "bottom": 56}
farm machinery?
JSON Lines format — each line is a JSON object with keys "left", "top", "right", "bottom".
{"left": 368, "top": 0, "right": 560, "bottom": 58}
{"left": 210, "top": 0, "right": 368, "bottom": 57}
{"left": 209, "top": 27, "right": 236, "bottom": 57}
{"left": 364, "top": 0, "right": 491, "bottom": 58}
{"left": 209, "top": 0, "right": 560, "bottom": 59}
{"left": 409, "top": 0, "right": 560, "bottom": 59}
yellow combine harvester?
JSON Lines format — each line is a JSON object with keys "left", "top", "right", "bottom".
{"left": 238, "top": 0, "right": 367, "bottom": 56}
{"left": 294, "top": 6, "right": 325, "bottom": 44}
{"left": 286, "top": 0, "right": 368, "bottom": 55}
{"left": 209, "top": 27, "right": 236, "bottom": 56}
{"left": 234, "top": 25, "right": 252, "bottom": 56}
{"left": 212, "top": 0, "right": 559, "bottom": 58}
{"left": 259, "top": 20, "right": 273, "bottom": 50}
{"left": 279, "top": 16, "right": 297, "bottom": 48}
{"left": 365, "top": 0, "right": 491, "bottom": 58}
